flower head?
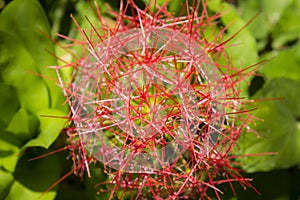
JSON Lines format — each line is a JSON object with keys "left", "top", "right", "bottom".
{"left": 56, "top": 0, "right": 257, "bottom": 199}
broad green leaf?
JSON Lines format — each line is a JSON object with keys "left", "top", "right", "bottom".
{"left": 237, "top": 78, "right": 300, "bottom": 172}
{"left": 3, "top": 148, "right": 62, "bottom": 200}
{"left": 0, "top": 83, "right": 20, "bottom": 128}
{"left": 23, "top": 109, "right": 67, "bottom": 149}
{"left": 238, "top": 0, "right": 270, "bottom": 42}
{"left": 0, "top": 138, "right": 19, "bottom": 172}
{"left": 260, "top": 41, "right": 300, "bottom": 80}
{"left": 0, "top": 31, "right": 49, "bottom": 113}
{"left": 6, "top": 107, "right": 39, "bottom": 143}
{"left": 5, "top": 181, "right": 56, "bottom": 200}
{"left": 0, "top": 0, "right": 67, "bottom": 111}
{"left": 0, "top": 169, "right": 14, "bottom": 200}
{"left": 0, "top": 130, "right": 22, "bottom": 148}
{"left": 238, "top": 0, "right": 293, "bottom": 50}
{"left": 271, "top": 0, "right": 300, "bottom": 49}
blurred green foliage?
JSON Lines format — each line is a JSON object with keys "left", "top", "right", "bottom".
{"left": 0, "top": 0, "right": 299, "bottom": 199}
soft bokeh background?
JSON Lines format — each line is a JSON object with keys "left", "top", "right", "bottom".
{"left": 0, "top": 0, "right": 299, "bottom": 199}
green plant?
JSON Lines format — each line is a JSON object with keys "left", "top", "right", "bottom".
{"left": 0, "top": 0, "right": 300, "bottom": 199}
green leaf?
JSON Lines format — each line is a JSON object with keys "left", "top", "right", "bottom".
{"left": 0, "top": 83, "right": 20, "bottom": 129}
{"left": 238, "top": 0, "right": 293, "bottom": 50}
{"left": 260, "top": 41, "right": 300, "bottom": 80}
{"left": 72, "top": 0, "right": 106, "bottom": 44}
{"left": 85, "top": 162, "right": 108, "bottom": 200}
{"left": 208, "top": 0, "right": 258, "bottom": 98}
{"left": 0, "top": 169, "right": 14, "bottom": 200}
{"left": 1, "top": 147, "right": 62, "bottom": 200}
{"left": 2, "top": 146, "right": 66, "bottom": 199}
{"left": 271, "top": 0, "right": 300, "bottom": 49}
{"left": 168, "top": 0, "right": 185, "bottom": 14}
{"left": 237, "top": 78, "right": 300, "bottom": 172}
{"left": 6, "top": 107, "right": 39, "bottom": 143}
{"left": 142, "top": 0, "right": 166, "bottom": 10}
{"left": 0, "top": 0, "right": 67, "bottom": 111}
{"left": 0, "top": 31, "right": 50, "bottom": 113}
{"left": 0, "top": 136, "right": 20, "bottom": 172}
{"left": 216, "top": 169, "right": 300, "bottom": 200}
{"left": 5, "top": 181, "right": 56, "bottom": 200}
{"left": 13, "top": 148, "right": 61, "bottom": 193}
{"left": 210, "top": 0, "right": 258, "bottom": 68}
{"left": 23, "top": 109, "right": 67, "bottom": 149}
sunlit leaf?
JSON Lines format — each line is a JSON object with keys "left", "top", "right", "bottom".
{"left": 0, "top": 31, "right": 50, "bottom": 113}
{"left": 5, "top": 181, "right": 56, "bottom": 200}
{"left": 0, "top": 169, "right": 14, "bottom": 200}
{"left": 6, "top": 107, "right": 39, "bottom": 143}
{"left": 0, "top": 138, "right": 19, "bottom": 172}
{"left": 23, "top": 109, "right": 67, "bottom": 149}
{"left": 0, "top": 0, "right": 67, "bottom": 111}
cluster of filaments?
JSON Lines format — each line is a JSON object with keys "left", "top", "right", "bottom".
{"left": 59, "top": 0, "right": 255, "bottom": 199}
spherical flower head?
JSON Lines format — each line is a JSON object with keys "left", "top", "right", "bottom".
{"left": 57, "top": 0, "right": 257, "bottom": 199}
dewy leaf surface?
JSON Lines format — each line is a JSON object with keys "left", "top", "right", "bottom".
{"left": 237, "top": 78, "right": 300, "bottom": 172}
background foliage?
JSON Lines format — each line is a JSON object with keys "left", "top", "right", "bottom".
{"left": 0, "top": 0, "right": 299, "bottom": 199}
